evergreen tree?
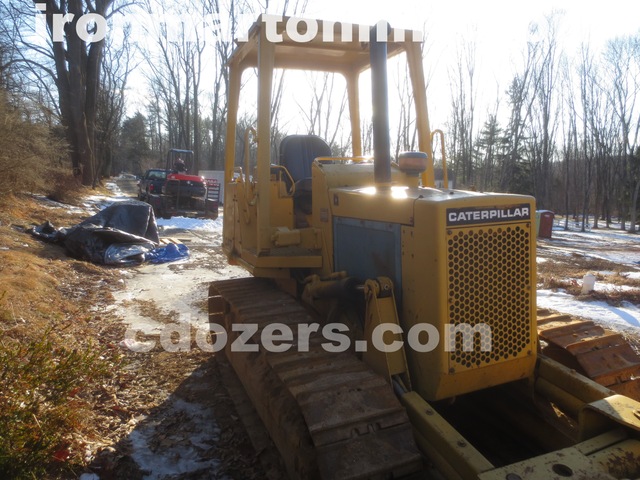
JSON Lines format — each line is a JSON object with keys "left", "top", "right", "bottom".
{"left": 116, "top": 113, "right": 151, "bottom": 175}
{"left": 474, "top": 114, "right": 508, "bottom": 191}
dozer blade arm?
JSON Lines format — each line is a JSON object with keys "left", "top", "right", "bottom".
{"left": 363, "top": 277, "right": 412, "bottom": 391}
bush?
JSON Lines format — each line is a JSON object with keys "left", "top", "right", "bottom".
{"left": 0, "top": 89, "right": 68, "bottom": 198}
{"left": 0, "top": 332, "right": 111, "bottom": 479}
{"left": 46, "top": 169, "right": 86, "bottom": 205}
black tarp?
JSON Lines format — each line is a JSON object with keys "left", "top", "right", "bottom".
{"left": 30, "top": 201, "right": 163, "bottom": 265}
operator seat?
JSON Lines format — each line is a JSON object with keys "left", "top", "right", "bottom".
{"left": 279, "top": 135, "right": 331, "bottom": 216}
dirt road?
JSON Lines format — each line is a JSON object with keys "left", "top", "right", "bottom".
{"left": 114, "top": 176, "right": 139, "bottom": 197}
{"left": 88, "top": 179, "right": 284, "bottom": 480}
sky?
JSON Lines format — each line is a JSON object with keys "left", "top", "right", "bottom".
{"left": 299, "top": 0, "right": 640, "bottom": 58}
{"left": 175, "top": 0, "right": 636, "bottom": 150}
{"left": 116, "top": 0, "right": 640, "bottom": 145}
{"left": 243, "top": 0, "right": 638, "bottom": 125}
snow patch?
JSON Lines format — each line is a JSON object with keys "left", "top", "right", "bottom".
{"left": 128, "top": 398, "right": 222, "bottom": 480}
{"left": 537, "top": 289, "right": 640, "bottom": 330}
{"left": 157, "top": 216, "right": 223, "bottom": 232}
{"left": 83, "top": 181, "right": 132, "bottom": 211}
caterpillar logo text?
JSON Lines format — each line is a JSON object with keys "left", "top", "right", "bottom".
{"left": 446, "top": 203, "right": 531, "bottom": 226}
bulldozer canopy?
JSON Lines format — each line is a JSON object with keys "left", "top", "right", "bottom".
{"left": 228, "top": 15, "right": 418, "bottom": 74}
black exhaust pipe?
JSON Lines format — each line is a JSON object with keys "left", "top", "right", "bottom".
{"left": 370, "top": 22, "right": 391, "bottom": 188}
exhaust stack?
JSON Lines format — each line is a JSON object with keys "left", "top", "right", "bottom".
{"left": 370, "top": 22, "right": 392, "bottom": 188}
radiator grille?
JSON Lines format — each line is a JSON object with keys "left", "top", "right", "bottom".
{"left": 447, "top": 224, "right": 532, "bottom": 370}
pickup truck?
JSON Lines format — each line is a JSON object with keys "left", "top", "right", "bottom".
{"left": 137, "top": 169, "right": 169, "bottom": 201}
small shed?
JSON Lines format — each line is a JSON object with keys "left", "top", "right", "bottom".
{"left": 536, "top": 210, "right": 555, "bottom": 239}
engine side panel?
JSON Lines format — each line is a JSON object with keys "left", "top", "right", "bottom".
{"left": 403, "top": 193, "right": 538, "bottom": 400}
{"left": 334, "top": 217, "right": 402, "bottom": 300}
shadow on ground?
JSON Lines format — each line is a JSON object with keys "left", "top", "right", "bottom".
{"left": 88, "top": 354, "right": 284, "bottom": 480}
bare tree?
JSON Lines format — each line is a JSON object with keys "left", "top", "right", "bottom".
{"left": 602, "top": 35, "right": 640, "bottom": 231}
{"left": 95, "top": 24, "right": 135, "bottom": 182}
{"left": 206, "top": 0, "right": 238, "bottom": 170}
{"left": 501, "top": 28, "right": 540, "bottom": 194}
{"left": 143, "top": 0, "right": 202, "bottom": 157}
{"left": 559, "top": 53, "right": 578, "bottom": 230}
{"left": 526, "top": 15, "right": 561, "bottom": 209}
{"left": 141, "top": 0, "right": 307, "bottom": 171}
{"left": 296, "top": 72, "right": 348, "bottom": 152}
{"left": 1, "top": 0, "right": 129, "bottom": 185}
{"left": 577, "top": 44, "right": 600, "bottom": 232}
{"left": 448, "top": 35, "right": 477, "bottom": 187}
{"left": 394, "top": 62, "right": 417, "bottom": 160}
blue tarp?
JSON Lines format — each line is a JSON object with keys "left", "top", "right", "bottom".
{"left": 145, "top": 243, "right": 190, "bottom": 264}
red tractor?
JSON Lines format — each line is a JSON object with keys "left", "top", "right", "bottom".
{"left": 146, "top": 149, "right": 219, "bottom": 220}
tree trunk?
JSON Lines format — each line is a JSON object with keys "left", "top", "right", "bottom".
{"left": 628, "top": 178, "right": 640, "bottom": 233}
{"left": 563, "top": 150, "right": 570, "bottom": 231}
{"left": 38, "top": 0, "right": 112, "bottom": 186}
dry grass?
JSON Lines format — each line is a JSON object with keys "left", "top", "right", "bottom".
{"left": 539, "top": 253, "right": 624, "bottom": 276}
{"left": 589, "top": 289, "right": 640, "bottom": 307}
{"left": 0, "top": 193, "right": 111, "bottom": 333}
{"left": 0, "top": 91, "right": 68, "bottom": 198}
{"left": 0, "top": 191, "right": 258, "bottom": 480}
{"left": 538, "top": 253, "right": 640, "bottom": 306}
{"left": 0, "top": 193, "right": 127, "bottom": 479}
{"left": 127, "top": 298, "right": 180, "bottom": 325}
{"left": 606, "top": 272, "right": 640, "bottom": 288}
{"left": 1, "top": 192, "right": 87, "bottom": 228}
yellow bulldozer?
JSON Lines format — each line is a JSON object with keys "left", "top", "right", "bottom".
{"left": 209, "top": 15, "right": 640, "bottom": 479}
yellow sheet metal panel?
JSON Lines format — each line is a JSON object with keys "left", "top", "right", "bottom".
{"left": 580, "top": 394, "right": 640, "bottom": 440}
{"left": 312, "top": 178, "right": 537, "bottom": 400}
{"left": 256, "top": 27, "right": 275, "bottom": 252}
{"left": 268, "top": 181, "right": 294, "bottom": 230}
{"left": 241, "top": 248, "right": 322, "bottom": 269}
{"left": 401, "top": 190, "right": 537, "bottom": 400}
{"left": 329, "top": 186, "right": 417, "bottom": 225}
{"left": 317, "top": 161, "right": 376, "bottom": 187}
{"left": 311, "top": 161, "right": 409, "bottom": 276}
{"left": 401, "top": 391, "right": 494, "bottom": 478}
{"left": 478, "top": 446, "right": 617, "bottom": 480}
